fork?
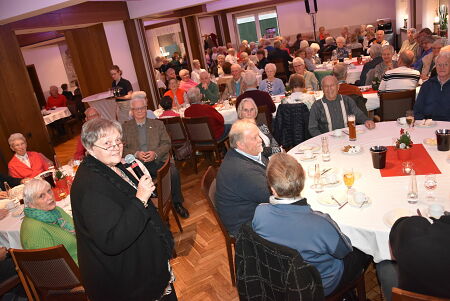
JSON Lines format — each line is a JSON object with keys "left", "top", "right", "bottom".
{"left": 331, "top": 195, "right": 341, "bottom": 206}
{"left": 359, "top": 200, "right": 367, "bottom": 208}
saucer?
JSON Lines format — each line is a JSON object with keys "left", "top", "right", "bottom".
{"left": 415, "top": 120, "right": 436, "bottom": 128}
{"left": 317, "top": 190, "right": 347, "bottom": 207}
{"left": 298, "top": 155, "right": 318, "bottom": 161}
{"left": 348, "top": 196, "right": 371, "bottom": 208}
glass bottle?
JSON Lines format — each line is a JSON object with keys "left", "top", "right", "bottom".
{"left": 321, "top": 136, "right": 330, "bottom": 162}
{"left": 407, "top": 169, "right": 418, "bottom": 204}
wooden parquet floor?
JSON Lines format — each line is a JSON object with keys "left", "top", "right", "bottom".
{"left": 55, "top": 136, "right": 383, "bottom": 301}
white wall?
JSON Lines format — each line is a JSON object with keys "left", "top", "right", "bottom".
{"left": 21, "top": 44, "right": 70, "bottom": 98}
{"left": 199, "top": 16, "right": 216, "bottom": 36}
{"left": 103, "top": 21, "right": 140, "bottom": 91}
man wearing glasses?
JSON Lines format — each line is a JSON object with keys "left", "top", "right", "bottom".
{"left": 122, "top": 91, "right": 189, "bottom": 218}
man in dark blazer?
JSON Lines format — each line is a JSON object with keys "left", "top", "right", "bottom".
{"left": 215, "top": 120, "right": 270, "bottom": 236}
{"left": 122, "top": 91, "right": 189, "bottom": 218}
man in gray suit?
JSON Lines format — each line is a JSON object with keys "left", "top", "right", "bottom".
{"left": 122, "top": 91, "right": 189, "bottom": 218}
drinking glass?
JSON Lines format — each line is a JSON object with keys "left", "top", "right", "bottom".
{"left": 343, "top": 169, "right": 355, "bottom": 201}
{"left": 311, "top": 164, "right": 323, "bottom": 192}
{"left": 406, "top": 110, "right": 414, "bottom": 129}
{"left": 347, "top": 115, "right": 356, "bottom": 141}
{"left": 424, "top": 174, "right": 437, "bottom": 202}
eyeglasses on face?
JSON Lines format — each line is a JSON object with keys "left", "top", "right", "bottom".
{"left": 131, "top": 106, "right": 147, "bottom": 111}
{"left": 93, "top": 138, "right": 124, "bottom": 151}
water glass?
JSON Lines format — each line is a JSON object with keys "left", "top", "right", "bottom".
{"left": 424, "top": 174, "right": 437, "bottom": 202}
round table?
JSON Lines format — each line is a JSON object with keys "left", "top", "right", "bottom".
{"left": 288, "top": 121, "right": 450, "bottom": 263}
{"left": 43, "top": 107, "right": 71, "bottom": 125}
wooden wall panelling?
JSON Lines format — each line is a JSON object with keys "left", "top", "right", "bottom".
{"left": 183, "top": 16, "right": 204, "bottom": 68}
{"left": 214, "top": 15, "right": 224, "bottom": 46}
{"left": 220, "top": 13, "right": 231, "bottom": 45}
{"left": 124, "top": 19, "right": 158, "bottom": 110}
{"left": 0, "top": 25, "right": 55, "bottom": 171}
{"left": 64, "top": 23, "right": 113, "bottom": 98}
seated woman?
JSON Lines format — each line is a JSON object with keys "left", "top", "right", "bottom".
{"left": 282, "top": 75, "right": 316, "bottom": 109}
{"left": 252, "top": 153, "right": 371, "bottom": 296}
{"left": 8, "top": 133, "right": 50, "bottom": 178}
{"left": 237, "top": 97, "right": 281, "bottom": 158}
{"left": 332, "top": 36, "right": 349, "bottom": 60}
{"left": 20, "top": 178, "right": 77, "bottom": 264}
{"left": 164, "top": 78, "right": 187, "bottom": 110}
{"left": 304, "top": 47, "right": 317, "bottom": 71}
{"left": 290, "top": 57, "right": 319, "bottom": 91}
{"left": 159, "top": 96, "right": 180, "bottom": 118}
{"left": 259, "top": 63, "right": 286, "bottom": 96}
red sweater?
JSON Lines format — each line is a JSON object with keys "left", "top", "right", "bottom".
{"left": 8, "top": 151, "right": 49, "bottom": 178}
{"left": 184, "top": 104, "right": 225, "bottom": 140}
{"left": 46, "top": 94, "right": 67, "bottom": 109}
{"left": 338, "top": 83, "right": 363, "bottom": 96}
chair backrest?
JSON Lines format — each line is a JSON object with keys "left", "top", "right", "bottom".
{"left": 9, "top": 245, "right": 87, "bottom": 301}
{"left": 256, "top": 105, "right": 270, "bottom": 129}
{"left": 320, "top": 51, "right": 332, "bottom": 62}
{"left": 182, "top": 117, "right": 216, "bottom": 144}
{"left": 392, "top": 287, "right": 450, "bottom": 301}
{"left": 200, "top": 166, "right": 231, "bottom": 238}
{"left": 271, "top": 58, "right": 288, "bottom": 83}
{"left": 351, "top": 48, "right": 363, "bottom": 57}
{"left": 160, "top": 116, "right": 188, "bottom": 143}
{"left": 273, "top": 103, "right": 311, "bottom": 149}
{"left": 157, "top": 156, "right": 172, "bottom": 217}
{"left": 235, "top": 224, "right": 324, "bottom": 301}
{"left": 379, "top": 89, "right": 416, "bottom": 121}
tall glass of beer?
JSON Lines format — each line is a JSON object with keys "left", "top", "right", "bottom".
{"left": 347, "top": 114, "right": 356, "bottom": 141}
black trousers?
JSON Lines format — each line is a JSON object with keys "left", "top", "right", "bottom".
{"left": 143, "top": 160, "right": 184, "bottom": 205}
{"left": 329, "top": 248, "right": 372, "bottom": 295}
{"left": 160, "top": 284, "right": 178, "bottom": 301}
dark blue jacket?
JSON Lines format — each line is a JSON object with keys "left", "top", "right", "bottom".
{"left": 215, "top": 148, "right": 269, "bottom": 236}
{"left": 414, "top": 76, "right": 450, "bottom": 121}
{"left": 357, "top": 56, "right": 383, "bottom": 86}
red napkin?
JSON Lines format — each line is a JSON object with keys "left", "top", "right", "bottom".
{"left": 362, "top": 88, "right": 377, "bottom": 94}
{"left": 352, "top": 61, "right": 365, "bottom": 66}
{"left": 379, "top": 144, "right": 441, "bottom": 177}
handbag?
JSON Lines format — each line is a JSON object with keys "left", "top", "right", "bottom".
{"left": 173, "top": 141, "right": 192, "bottom": 161}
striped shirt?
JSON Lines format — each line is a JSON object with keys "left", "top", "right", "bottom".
{"left": 378, "top": 66, "right": 420, "bottom": 92}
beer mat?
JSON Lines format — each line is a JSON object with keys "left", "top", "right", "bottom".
{"left": 379, "top": 144, "right": 441, "bottom": 177}
{"left": 362, "top": 88, "right": 377, "bottom": 94}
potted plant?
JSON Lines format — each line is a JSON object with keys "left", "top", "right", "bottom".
{"left": 395, "top": 129, "right": 414, "bottom": 160}
{"left": 54, "top": 170, "right": 68, "bottom": 190}
{"left": 371, "top": 76, "right": 381, "bottom": 91}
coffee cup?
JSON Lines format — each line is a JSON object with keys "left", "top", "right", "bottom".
{"left": 398, "top": 117, "right": 406, "bottom": 125}
{"left": 370, "top": 146, "right": 388, "bottom": 169}
{"left": 304, "top": 149, "right": 313, "bottom": 159}
{"left": 334, "top": 129, "right": 343, "bottom": 137}
{"left": 353, "top": 191, "right": 367, "bottom": 204}
{"left": 428, "top": 204, "right": 444, "bottom": 219}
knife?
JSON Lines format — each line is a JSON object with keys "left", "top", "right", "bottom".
{"left": 338, "top": 202, "right": 348, "bottom": 209}
{"left": 331, "top": 195, "right": 341, "bottom": 206}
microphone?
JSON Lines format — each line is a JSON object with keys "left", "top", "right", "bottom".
{"left": 124, "top": 154, "right": 145, "bottom": 179}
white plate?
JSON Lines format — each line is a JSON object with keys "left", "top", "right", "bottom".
{"left": 396, "top": 118, "right": 407, "bottom": 127}
{"left": 383, "top": 208, "right": 411, "bottom": 228}
{"left": 348, "top": 196, "right": 372, "bottom": 208}
{"left": 330, "top": 132, "right": 345, "bottom": 138}
{"left": 317, "top": 190, "right": 347, "bottom": 207}
{"left": 415, "top": 120, "right": 436, "bottom": 128}
{"left": 298, "top": 155, "right": 318, "bottom": 162}
{"left": 343, "top": 127, "right": 366, "bottom": 135}
{"left": 423, "top": 138, "right": 437, "bottom": 146}
{"left": 9, "top": 184, "right": 24, "bottom": 200}
{"left": 297, "top": 144, "right": 320, "bottom": 152}
{"left": 341, "top": 145, "right": 363, "bottom": 155}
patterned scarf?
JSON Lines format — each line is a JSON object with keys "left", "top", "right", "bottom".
{"left": 266, "top": 80, "right": 273, "bottom": 96}
{"left": 24, "top": 207, "right": 75, "bottom": 234}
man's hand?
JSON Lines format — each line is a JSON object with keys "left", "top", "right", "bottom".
{"left": 365, "top": 120, "right": 376, "bottom": 130}
{"left": 136, "top": 151, "right": 156, "bottom": 162}
{"left": 136, "top": 151, "right": 147, "bottom": 162}
{"left": 146, "top": 151, "right": 157, "bottom": 162}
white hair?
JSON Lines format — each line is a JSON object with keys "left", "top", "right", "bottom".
{"left": 300, "top": 40, "right": 309, "bottom": 49}
{"left": 242, "top": 70, "right": 258, "bottom": 87}
{"left": 336, "top": 36, "right": 346, "bottom": 43}
{"left": 264, "top": 63, "right": 277, "bottom": 72}
{"left": 8, "top": 133, "right": 26, "bottom": 148}
{"left": 310, "top": 43, "right": 320, "bottom": 51}
{"left": 186, "top": 87, "right": 202, "bottom": 104}
{"left": 293, "top": 57, "right": 305, "bottom": 66}
{"left": 23, "top": 178, "right": 51, "bottom": 207}
{"left": 130, "top": 91, "right": 148, "bottom": 106}
{"left": 179, "top": 69, "right": 190, "bottom": 76}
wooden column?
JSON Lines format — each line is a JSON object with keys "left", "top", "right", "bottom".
{"left": 214, "top": 15, "right": 224, "bottom": 46}
{"left": 65, "top": 24, "right": 114, "bottom": 97}
{"left": 0, "top": 25, "right": 54, "bottom": 173}
{"left": 220, "top": 12, "right": 231, "bottom": 45}
{"left": 183, "top": 16, "right": 204, "bottom": 68}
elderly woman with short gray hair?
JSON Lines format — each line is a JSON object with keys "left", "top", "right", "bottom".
{"left": 332, "top": 36, "right": 349, "bottom": 60}
{"left": 8, "top": 133, "right": 50, "bottom": 179}
{"left": 290, "top": 57, "right": 319, "bottom": 91}
{"left": 258, "top": 63, "right": 286, "bottom": 96}
{"left": 20, "top": 178, "right": 77, "bottom": 263}
{"left": 70, "top": 118, "right": 176, "bottom": 300}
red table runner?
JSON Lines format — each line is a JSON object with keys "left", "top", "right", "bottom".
{"left": 379, "top": 144, "right": 441, "bottom": 177}
{"left": 362, "top": 88, "right": 377, "bottom": 94}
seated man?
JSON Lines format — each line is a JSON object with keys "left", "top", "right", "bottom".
{"left": 236, "top": 71, "right": 276, "bottom": 124}
{"left": 197, "top": 71, "right": 219, "bottom": 104}
{"left": 184, "top": 87, "right": 229, "bottom": 141}
{"left": 357, "top": 44, "right": 383, "bottom": 86}
{"left": 414, "top": 52, "right": 450, "bottom": 121}
{"left": 333, "top": 63, "right": 362, "bottom": 96}
{"left": 378, "top": 50, "right": 420, "bottom": 92}
{"left": 73, "top": 107, "right": 101, "bottom": 160}
{"left": 215, "top": 120, "right": 270, "bottom": 236}
{"left": 46, "top": 85, "right": 67, "bottom": 109}
{"left": 308, "top": 76, "right": 375, "bottom": 137}
{"left": 373, "top": 30, "right": 389, "bottom": 47}
{"left": 378, "top": 214, "right": 450, "bottom": 299}
{"left": 253, "top": 153, "right": 371, "bottom": 296}
{"left": 122, "top": 91, "right": 189, "bottom": 218}
{"left": 222, "top": 64, "right": 246, "bottom": 99}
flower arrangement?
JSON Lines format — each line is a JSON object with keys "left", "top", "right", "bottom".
{"left": 55, "top": 169, "right": 66, "bottom": 180}
{"left": 371, "top": 76, "right": 381, "bottom": 91}
{"left": 439, "top": 5, "right": 448, "bottom": 31}
{"left": 395, "top": 129, "right": 413, "bottom": 149}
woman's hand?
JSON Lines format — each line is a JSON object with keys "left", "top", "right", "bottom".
{"left": 0, "top": 191, "right": 8, "bottom": 199}
{"left": 135, "top": 175, "right": 155, "bottom": 204}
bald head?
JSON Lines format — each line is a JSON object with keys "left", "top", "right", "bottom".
{"left": 321, "top": 76, "right": 339, "bottom": 101}
{"left": 85, "top": 107, "right": 101, "bottom": 121}
{"left": 231, "top": 64, "right": 242, "bottom": 80}
{"left": 229, "top": 120, "right": 262, "bottom": 156}
{"left": 398, "top": 50, "right": 415, "bottom": 67}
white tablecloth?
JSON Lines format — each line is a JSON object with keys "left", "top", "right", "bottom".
{"left": 0, "top": 196, "right": 72, "bottom": 249}
{"left": 82, "top": 91, "right": 117, "bottom": 121}
{"left": 287, "top": 121, "right": 450, "bottom": 263}
{"left": 43, "top": 107, "right": 71, "bottom": 125}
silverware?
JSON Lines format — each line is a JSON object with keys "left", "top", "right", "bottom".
{"left": 417, "top": 209, "right": 422, "bottom": 217}
{"left": 321, "top": 168, "right": 332, "bottom": 176}
{"left": 294, "top": 151, "right": 320, "bottom": 155}
{"left": 338, "top": 202, "right": 348, "bottom": 209}
{"left": 331, "top": 195, "right": 341, "bottom": 206}
{"left": 359, "top": 200, "right": 367, "bottom": 208}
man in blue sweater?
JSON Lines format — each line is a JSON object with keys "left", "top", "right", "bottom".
{"left": 215, "top": 120, "right": 270, "bottom": 236}
{"left": 414, "top": 52, "right": 450, "bottom": 121}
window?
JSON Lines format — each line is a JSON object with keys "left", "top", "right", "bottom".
{"left": 235, "top": 9, "right": 279, "bottom": 43}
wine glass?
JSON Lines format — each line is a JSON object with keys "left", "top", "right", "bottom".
{"left": 343, "top": 169, "right": 355, "bottom": 200}
{"left": 424, "top": 174, "right": 437, "bottom": 202}
{"left": 406, "top": 110, "right": 414, "bottom": 129}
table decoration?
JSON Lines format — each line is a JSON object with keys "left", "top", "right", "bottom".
{"left": 371, "top": 76, "right": 381, "bottom": 91}
{"left": 395, "top": 129, "right": 413, "bottom": 160}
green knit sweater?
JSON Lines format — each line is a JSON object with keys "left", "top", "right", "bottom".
{"left": 20, "top": 206, "right": 78, "bottom": 265}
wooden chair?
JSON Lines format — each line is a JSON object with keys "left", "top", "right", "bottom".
{"left": 256, "top": 105, "right": 271, "bottom": 131}
{"left": 392, "top": 287, "right": 450, "bottom": 301}
{"left": 0, "top": 274, "right": 20, "bottom": 297}
{"left": 201, "top": 166, "right": 236, "bottom": 286}
{"left": 320, "top": 51, "right": 333, "bottom": 62}
{"left": 159, "top": 117, "right": 191, "bottom": 161}
{"left": 379, "top": 89, "right": 416, "bottom": 121}
{"left": 182, "top": 117, "right": 229, "bottom": 174}
{"left": 351, "top": 47, "right": 364, "bottom": 57}
{"left": 152, "top": 156, "right": 183, "bottom": 234}
{"left": 9, "top": 245, "right": 88, "bottom": 301}
{"left": 272, "top": 58, "right": 288, "bottom": 83}
{"left": 218, "top": 83, "right": 227, "bottom": 100}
